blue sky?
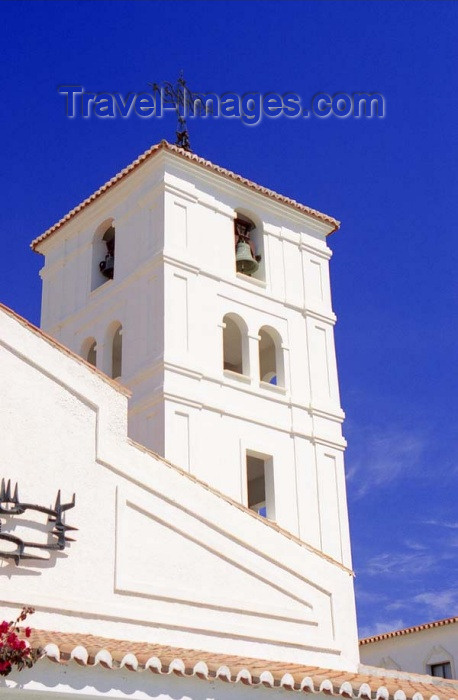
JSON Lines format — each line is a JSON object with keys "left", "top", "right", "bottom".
{"left": 1, "top": 1, "right": 457, "bottom": 637}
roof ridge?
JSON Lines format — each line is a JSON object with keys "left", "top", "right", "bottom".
{"left": 359, "top": 616, "right": 458, "bottom": 645}
{"left": 31, "top": 140, "right": 339, "bottom": 251}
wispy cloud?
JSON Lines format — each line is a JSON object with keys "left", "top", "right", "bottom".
{"left": 423, "top": 519, "right": 458, "bottom": 530}
{"left": 403, "top": 539, "right": 428, "bottom": 551}
{"left": 346, "top": 426, "right": 426, "bottom": 499}
{"left": 355, "top": 587, "right": 388, "bottom": 605}
{"left": 413, "top": 590, "right": 458, "bottom": 616}
{"left": 381, "top": 588, "right": 458, "bottom": 619}
{"left": 363, "top": 550, "right": 437, "bottom": 577}
{"left": 359, "top": 618, "right": 405, "bottom": 639}
{"left": 345, "top": 464, "right": 358, "bottom": 482}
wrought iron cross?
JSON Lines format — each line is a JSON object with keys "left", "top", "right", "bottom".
{"left": 149, "top": 73, "right": 212, "bottom": 152}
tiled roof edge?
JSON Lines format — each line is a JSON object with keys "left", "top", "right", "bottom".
{"left": 27, "top": 630, "right": 458, "bottom": 700}
{"left": 31, "top": 141, "right": 340, "bottom": 251}
{"left": 359, "top": 616, "right": 458, "bottom": 645}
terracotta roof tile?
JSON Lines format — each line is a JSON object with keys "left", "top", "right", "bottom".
{"left": 27, "top": 629, "right": 458, "bottom": 700}
{"left": 360, "top": 616, "right": 458, "bottom": 645}
{"left": 31, "top": 141, "right": 340, "bottom": 251}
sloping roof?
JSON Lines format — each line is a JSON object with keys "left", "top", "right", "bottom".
{"left": 131, "top": 438, "right": 354, "bottom": 575}
{"left": 0, "top": 302, "right": 351, "bottom": 573}
{"left": 30, "top": 629, "right": 458, "bottom": 700}
{"left": 360, "top": 617, "right": 458, "bottom": 646}
{"left": 31, "top": 140, "right": 340, "bottom": 251}
{"left": 0, "top": 303, "right": 131, "bottom": 397}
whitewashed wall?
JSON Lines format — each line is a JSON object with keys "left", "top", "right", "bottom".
{"left": 0, "top": 305, "right": 359, "bottom": 671}
{"left": 36, "top": 148, "right": 351, "bottom": 569}
{"left": 360, "top": 625, "right": 458, "bottom": 677}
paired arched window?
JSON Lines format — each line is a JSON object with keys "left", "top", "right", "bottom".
{"left": 222, "top": 316, "right": 284, "bottom": 387}
{"left": 222, "top": 313, "right": 249, "bottom": 376}
{"left": 81, "top": 323, "right": 123, "bottom": 379}
{"left": 259, "top": 326, "right": 284, "bottom": 387}
{"left": 92, "top": 219, "right": 115, "bottom": 290}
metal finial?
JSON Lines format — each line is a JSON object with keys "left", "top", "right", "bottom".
{"left": 150, "top": 74, "right": 212, "bottom": 152}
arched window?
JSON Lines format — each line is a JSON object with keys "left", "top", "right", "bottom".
{"left": 222, "top": 313, "right": 249, "bottom": 376}
{"left": 82, "top": 337, "right": 97, "bottom": 367}
{"left": 104, "top": 322, "right": 123, "bottom": 379}
{"left": 234, "top": 212, "right": 264, "bottom": 281}
{"left": 92, "top": 219, "right": 115, "bottom": 291}
{"left": 259, "top": 326, "right": 284, "bottom": 387}
{"left": 111, "top": 324, "right": 123, "bottom": 379}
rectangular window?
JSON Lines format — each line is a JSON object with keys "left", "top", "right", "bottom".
{"left": 430, "top": 662, "right": 452, "bottom": 679}
{"left": 246, "top": 452, "right": 275, "bottom": 520}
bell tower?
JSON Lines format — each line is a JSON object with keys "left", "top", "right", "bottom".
{"left": 34, "top": 141, "right": 351, "bottom": 568}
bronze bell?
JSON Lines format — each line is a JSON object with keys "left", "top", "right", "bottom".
{"left": 99, "top": 252, "right": 114, "bottom": 279}
{"left": 236, "top": 239, "right": 259, "bottom": 275}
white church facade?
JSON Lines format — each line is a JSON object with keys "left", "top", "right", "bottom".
{"left": 1, "top": 141, "right": 456, "bottom": 700}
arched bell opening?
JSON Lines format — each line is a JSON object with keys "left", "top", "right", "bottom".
{"left": 81, "top": 337, "right": 97, "bottom": 367}
{"left": 234, "top": 211, "right": 264, "bottom": 281}
{"left": 258, "top": 325, "right": 284, "bottom": 387}
{"left": 92, "top": 219, "right": 115, "bottom": 291}
{"left": 222, "top": 313, "right": 249, "bottom": 376}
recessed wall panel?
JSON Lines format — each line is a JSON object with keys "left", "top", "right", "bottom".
{"left": 317, "top": 453, "right": 342, "bottom": 562}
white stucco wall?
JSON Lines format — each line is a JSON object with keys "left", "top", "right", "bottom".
{"left": 35, "top": 149, "right": 351, "bottom": 572}
{"left": 359, "top": 624, "right": 458, "bottom": 677}
{"left": 0, "top": 304, "right": 359, "bottom": 671}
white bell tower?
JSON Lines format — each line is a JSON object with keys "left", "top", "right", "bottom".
{"left": 34, "top": 141, "right": 351, "bottom": 568}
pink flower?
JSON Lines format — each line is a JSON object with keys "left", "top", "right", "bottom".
{"left": 0, "top": 660, "right": 12, "bottom": 675}
{"left": 0, "top": 607, "right": 37, "bottom": 676}
{"left": 6, "top": 632, "right": 18, "bottom": 647}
